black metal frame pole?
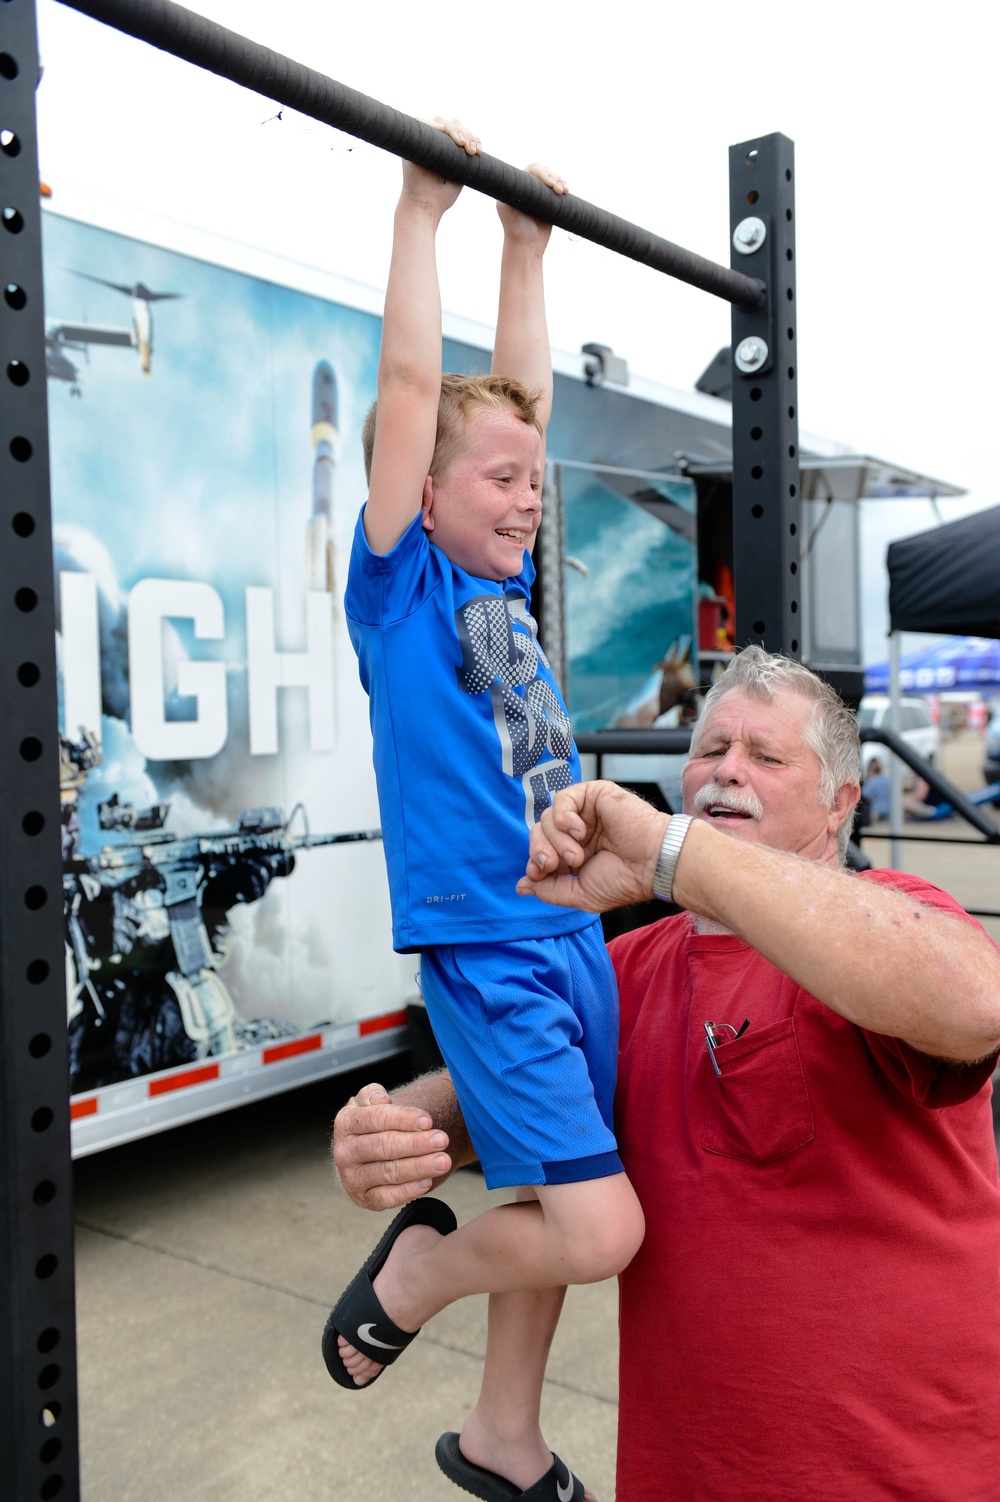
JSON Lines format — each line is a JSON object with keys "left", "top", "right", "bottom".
{"left": 729, "top": 134, "right": 800, "bottom": 657}
{"left": 1, "top": 2, "right": 81, "bottom": 1499}
{"left": 54, "top": 0, "right": 765, "bottom": 313}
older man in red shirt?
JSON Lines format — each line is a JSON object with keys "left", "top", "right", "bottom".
{"left": 334, "top": 647, "right": 1000, "bottom": 1502}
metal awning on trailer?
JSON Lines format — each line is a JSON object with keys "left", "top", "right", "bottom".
{"left": 678, "top": 453, "right": 966, "bottom": 503}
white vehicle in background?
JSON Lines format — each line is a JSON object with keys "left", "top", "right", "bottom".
{"left": 858, "top": 695, "right": 941, "bottom": 777}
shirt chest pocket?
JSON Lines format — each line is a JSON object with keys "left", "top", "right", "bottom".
{"left": 702, "top": 1016, "right": 814, "bottom": 1163}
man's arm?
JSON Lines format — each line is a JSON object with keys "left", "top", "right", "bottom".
{"left": 364, "top": 118, "right": 480, "bottom": 555}
{"left": 517, "top": 780, "right": 1000, "bottom": 1063}
{"left": 331, "top": 1072, "right": 476, "bottom": 1211}
{"left": 491, "top": 165, "right": 566, "bottom": 550}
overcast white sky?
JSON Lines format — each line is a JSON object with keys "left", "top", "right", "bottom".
{"left": 33, "top": 0, "right": 997, "bottom": 667}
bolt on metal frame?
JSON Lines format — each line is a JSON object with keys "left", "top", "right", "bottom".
{"left": 2, "top": 1, "right": 800, "bottom": 1494}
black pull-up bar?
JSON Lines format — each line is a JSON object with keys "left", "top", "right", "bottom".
{"left": 55, "top": 0, "right": 766, "bottom": 312}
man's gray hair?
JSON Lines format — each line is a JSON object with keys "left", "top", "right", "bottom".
{"left": 695, "top": 646, "right": 862, "bottom": 858}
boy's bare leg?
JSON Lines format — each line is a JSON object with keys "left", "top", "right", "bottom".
{"left": 457, "top": 1189, "right": 575, "bottom": 1494}
{"left": 462, "top": 1285, "right": 571, "bottom": 1491}
{"left": 333, "top": 1098, "right": 601, "bottom": 1495}
{"left": 458, "top": 1261, "right": 599, "bottom": 1499}
{"left": 337, "top": 1172, "right": 642, "bottom": 1388}
{"left": 341, "top": 1178, "right": 627, "bottom": 1496}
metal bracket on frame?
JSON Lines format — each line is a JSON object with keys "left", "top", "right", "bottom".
{"left": 729, "top": 134, "right": 801, "bottom": 657}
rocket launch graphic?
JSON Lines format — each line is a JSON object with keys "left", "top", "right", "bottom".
{"left": 307, "top": 360, "right": 339, "bottom": 601}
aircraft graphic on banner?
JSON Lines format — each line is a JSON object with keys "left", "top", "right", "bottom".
{"left": 45, "top": 271, "right": 180, "bottom": 393}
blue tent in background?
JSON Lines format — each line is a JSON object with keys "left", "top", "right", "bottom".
{"left": 865, "top": 636, "right": 1000, "bottom": 694}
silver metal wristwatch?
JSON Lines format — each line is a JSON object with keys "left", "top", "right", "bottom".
{"left": 652, "top": 814, "right": 693, "bottom": 904}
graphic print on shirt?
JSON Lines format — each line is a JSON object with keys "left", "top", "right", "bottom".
{"left": 456, "top": 593, "right": 573, "bottom": 827}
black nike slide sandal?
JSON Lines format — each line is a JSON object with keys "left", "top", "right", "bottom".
{"left": 321, "top": 1197, "right": 457, "bottom": 1390}
{"left": 435, "top": 1430, "right": 585, "bottom": 1501}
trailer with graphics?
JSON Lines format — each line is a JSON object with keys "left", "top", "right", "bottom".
{"left": 45, "top": 199, "right": 958, "bottom": 1156}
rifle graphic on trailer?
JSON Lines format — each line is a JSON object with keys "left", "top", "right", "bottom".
{"left": 62, "top": 773, "right": 380, "bottom": 1089}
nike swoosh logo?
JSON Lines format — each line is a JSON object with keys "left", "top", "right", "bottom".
{"left": 557, "top": 1462, "right": 575, "bottom": 1502}
{"left": 357, "top": 1322, "right": 405, "bottom": 1351}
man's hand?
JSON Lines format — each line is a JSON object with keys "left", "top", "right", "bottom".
{"left": 517, "top": 780, "right": 668, "bottom": 912}
{"left": 331, "top": 1080, "right": 457, "bottom": 1211}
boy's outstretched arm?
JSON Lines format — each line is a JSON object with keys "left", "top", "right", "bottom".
{"left": 491, "top": 164, "right": 567, "bottom": 500}
{"left": 364, "top": 117, "right": 481, "bottom": 556}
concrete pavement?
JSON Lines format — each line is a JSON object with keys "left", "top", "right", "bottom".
{"left": 73, "top": 1066, "right": 619, "bottom": 1502}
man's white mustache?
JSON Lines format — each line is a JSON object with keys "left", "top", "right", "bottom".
{"left": 691, "top": 784, "right": 764, "bottom": 820}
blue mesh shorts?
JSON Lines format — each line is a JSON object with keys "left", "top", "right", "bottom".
{"left": 419, "top": 920, "right": 622, "bottom": 1190}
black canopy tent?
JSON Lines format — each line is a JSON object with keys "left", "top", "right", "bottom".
{"left": 874, "top": 504, "right": 1000, "bottom": 858}
{"left": 888, "top": 505, "right": 1000, "bottom": 639}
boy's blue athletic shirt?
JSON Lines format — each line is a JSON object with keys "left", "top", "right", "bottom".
{"left": 346, "top": 507, "right": 597, "bottom": 953}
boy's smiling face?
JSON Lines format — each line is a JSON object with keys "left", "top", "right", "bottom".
{"left": 421, "top": 407, "right": 542, "bottom": 581}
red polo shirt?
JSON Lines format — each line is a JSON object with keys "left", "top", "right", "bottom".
{"left": 612, "top": 869, "right": 1000, "bottom": 1501}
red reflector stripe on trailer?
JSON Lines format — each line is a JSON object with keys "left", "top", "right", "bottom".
{"left": 72, "top": 1015, "right": 412, "bottom": 1127}
{"left": 262, "top": 1033, "right": 323, "bottom": 1065}
{"left": 359, "top": 1009, "right": 408, "bottom": 1037}
{"left": 148, "top": 1063, "right": 220, "bottom": 1096}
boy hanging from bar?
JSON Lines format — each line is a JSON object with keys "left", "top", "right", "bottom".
{"left": 327, "top": 118, "right": 644, "bottom": 1501}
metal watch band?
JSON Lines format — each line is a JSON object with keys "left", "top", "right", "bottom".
{"left": 653, "top": 814, "right": 693, "bottom": 904}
